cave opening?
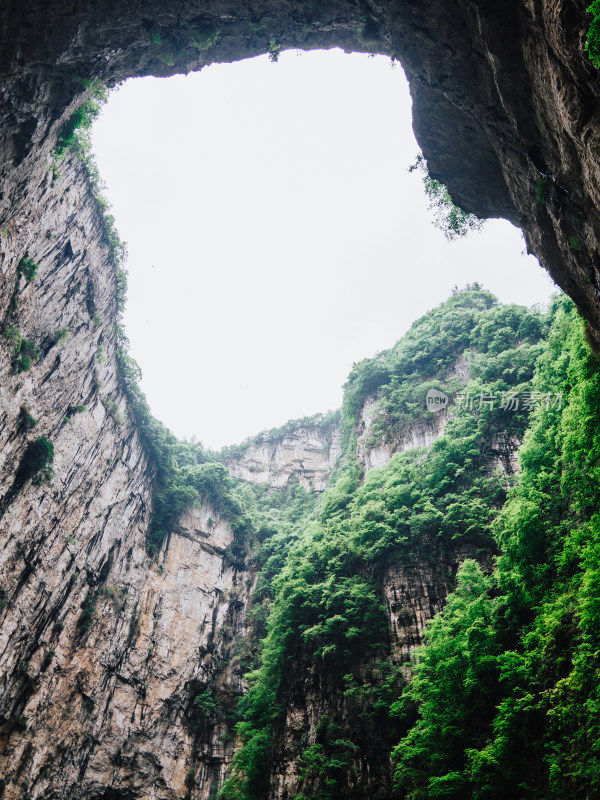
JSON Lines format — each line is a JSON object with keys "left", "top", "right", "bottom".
{"left": 88, "top": 48, "right": 554, "bottom": 449}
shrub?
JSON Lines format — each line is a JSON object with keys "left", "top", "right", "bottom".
{"left": 535, "top": 177, "right": 546, "bottom": 204}
{"left": 3, "top": 326, "right": 39, "bottom": 371}
{"left": 53, "top": 83, "right": 107, "bottom": 160}
{"left": 15, "top": 436, "right": 54, "bottom": 487}
{"left": 53, "top": 327, "right": 69, "bottom": 344}
{"left": 102, "top": 584, "right": 125, "bottom": 613}
{"left": 96, "top": 344, "right": 106, "bottom": 363}
{"left": 77, "top": 592, "right": 98, "bottom": 638}
{"left": 102, "top": 397, "right": 126, "bottom": 424}
{"left": 19, "top": 405, "right": 38, "bottom": 430}
{"left": 191, "top": 25, "right": 220, "bottom": 51}
{"left": 15, "top": 339, "right": 39, "bottom": 373}
{"left": 18, "top": 257, "right": 38, "bottom": 282}
{"left": 192, "top": 690, "right": 218, "bottom": 729}
{"left": 268, "top": 38, "right": 281, "bottom": 62}
{"left": 409, "top": 154, "right": 483, "bottom": 240}
{"left": 586, "top": 1, "right": 600, "bottom": 68}
{"left": 3, "top": 324, "right": 22, "bottom": 355}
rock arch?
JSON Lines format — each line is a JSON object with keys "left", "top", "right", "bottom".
{"left": 1, "top": 0, "right": 600, "bottom": 338}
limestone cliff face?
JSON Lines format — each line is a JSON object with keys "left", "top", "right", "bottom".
{"left": 0, "top": 156, "right": 256, "bottom": 800}
{"left": 357, "top": 396, "right": 449, "bottom": 472}
{"left": 226, "top": 425, "right": 342, "bottom": 492}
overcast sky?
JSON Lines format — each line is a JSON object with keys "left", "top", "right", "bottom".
{"left": 91, "top": 49, "right": 556, "bottom": 450}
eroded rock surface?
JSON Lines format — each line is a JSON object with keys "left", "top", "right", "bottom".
{"left": 226, "top": 425, "right": 342, "bottom": 492}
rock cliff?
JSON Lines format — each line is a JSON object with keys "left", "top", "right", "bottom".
{"left": 0, "top": 154, "right": 255, "bottom": 800}
{"left": 225, "top": 424, "right": 342, "bottom": 493}
{"left": 0, "top": 2, "right": 597, "bottom": 798}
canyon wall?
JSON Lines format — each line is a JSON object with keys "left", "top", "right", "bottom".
{"left": 225, "top": 425, "right": 342, "bottom": 493}
{"left": 0, "top": 1, "right": 595, "bottom": 797}
{"left": 0, "top": 154, "right": 509, "bottom": 799}
{"left": 0, "top": 154, "right": 256, "bottom": 800}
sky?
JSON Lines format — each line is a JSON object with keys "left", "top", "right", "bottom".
{"left": 91, "top": 49, "right": 556, "bottom": 450}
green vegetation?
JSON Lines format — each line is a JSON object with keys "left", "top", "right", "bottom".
{"left": 53, "top": 82, "right": 107, "bottom": 161}
{"left": 17, "top": 256, "right": 38, "bottom": 282}
{"left": 102, "top": 397, "right": 125, "bottom": 424}
{"left": 102, "top": 584, "right": 125, "bottom": 613}
{"left": 3, "top": 324, "right": 22, "bottom": 355}
{"left": 268, "top": 39, "right": 281, "bottom": 62}
{"left": 409, "top": 154, "right": 484, "bottom": 240}
{"left": 15, "top": 338, "right": 39, "bottom": 373}
{"left": 62, "top": 404, "right": 87, "bottom": 425}
{"left": 53, "top": 327, "right": 69, "bottom": 344}
{"left": 343, "top": 284, "right": 546, "bottom": 438}
{"left": 191, "top": 25, "right": 220, "bottom": 51}
{"left": 569, "top": 236, "right": 583, "bottom": 251}
{"left": 3, "top": 325, "right": 40, "bottom": 372}
{"left": 19, "top": 406, "right": 38, "bottom": 430}
{"left": 388, "top": 297, "right": 600, "bottom": 798}
{"left": 218, "top": 289, "right": 549, "bottom": 800}
{"left": 15, "top": 437, "right": 54, "bottom": 488}
{"left": 191, "top": 690, "right": 218, "bottom": 729}
{"left": 76, "top": 592, "right": 98, "bottom": 638}
{"left": 586, "top": 1, "right": 600, "bottom": 68}
{"left": 535, "top": 176, "right": 547, "bottom": 204}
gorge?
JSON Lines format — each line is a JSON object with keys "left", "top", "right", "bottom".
{"left": 2, "top": 2, "right": 600, "bottom": 799}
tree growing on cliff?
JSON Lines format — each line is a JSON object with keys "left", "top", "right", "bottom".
{"left": 409, "top": 154, "right": 484, "bottom": 240}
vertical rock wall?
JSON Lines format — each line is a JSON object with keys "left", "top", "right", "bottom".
{"left": 0, "top": 154, "right": 258, "bottom": 800}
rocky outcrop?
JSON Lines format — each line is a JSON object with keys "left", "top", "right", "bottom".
{"left": 357, "top": 397, "right": 449, "bottom": 472}
{"left": 384, "top": 542, "right": 493, "bottom": 670}
{"left": 226, "top": 425, "right": 342, "bottom": 492}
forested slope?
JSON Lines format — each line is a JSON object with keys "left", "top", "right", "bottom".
{"left": 212, "top": 287, "right": 561, "bottom": 799}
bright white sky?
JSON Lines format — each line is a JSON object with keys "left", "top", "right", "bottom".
{"left": 91, "top": 49, "right": 556, "bottom": 450}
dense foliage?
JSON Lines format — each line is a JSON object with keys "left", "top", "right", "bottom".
{"left": 392, "top": 296, "right": 600, "bottom": 799}
{"left": 219, "top": 289, "right": 549, "bottom": 799}
{"left": 586, "top": 1, "right": 600, "bottom": 68}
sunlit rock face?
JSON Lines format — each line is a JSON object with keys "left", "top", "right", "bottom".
{"left": 226, "top": 426, "right": 342, "bottom": 492}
